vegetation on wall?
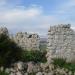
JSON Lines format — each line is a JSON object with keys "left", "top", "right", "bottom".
{"left": 52, "top": 58, "right": 75, "bottom": 72}
{"left": 21, "top": 50, "right": 47, "bottom": 63}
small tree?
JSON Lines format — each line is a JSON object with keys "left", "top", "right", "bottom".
{"left": 0, "top": 34, "right": 22, "bottom": 68}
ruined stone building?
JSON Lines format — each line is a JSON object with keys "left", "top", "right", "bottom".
{"left": 13, "top": 32, "right": 40, "bottom": 50}
{"left": 46, "top": 24, "right": 75, "bottom": 62}
{"left": 0, "top": 27, "right": 40, "bottom": 51}
{"left": 1, "top": 24, "right": 75, "bottom": 62}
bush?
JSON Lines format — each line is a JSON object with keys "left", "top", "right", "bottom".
{"left": 0, "top": 71, "right": 9, "bottom": 75}
{"left": 21, "top": 50, "right": 47, "bottom": 63}
{"left": 0, "top": 33, "right": 47, "bottom": 68}
{"left": 0, "top": 34, "right": 22, "bottom": 68}
{"left": 52, "top": 58, "right": 75, "bottom": 72}
{"left": 39, "top": 44, "right": 47, "bottom": 51}
{"left": 52, "top": 58, "right": 66, "bottom": 68}
{"left": 64, "top": 63, "right": 75, "bottom": 72}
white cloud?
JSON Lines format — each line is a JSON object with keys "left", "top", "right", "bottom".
{"left": 0, "top": 6, "right": 55, "bottom": 35}
{"left": 0, "top": 5, "right": 74, "bottom": 36}
{"left": 0, "top": 7, "right": 42, "bottom": 22}
{"left": 0, "top": 0, "right": 75, "bottom": 36}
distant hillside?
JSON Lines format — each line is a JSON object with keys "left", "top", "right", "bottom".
{"left": 40, "top": 38, "right": 47, "bottom": 43}
{"left": 39, "top": 38, "right": 47, "bottom": 51}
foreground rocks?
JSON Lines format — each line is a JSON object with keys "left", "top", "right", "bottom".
{"left": 0, "top": 61, "right": 73, "bottom": 75}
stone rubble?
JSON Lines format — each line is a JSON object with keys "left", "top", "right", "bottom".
{"left": 3, "top": 61, "right": 75, "bottom": 75}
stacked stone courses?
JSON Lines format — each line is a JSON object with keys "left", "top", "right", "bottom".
{"left": 0, "top": 27, "right": 40, "bottom": 51}
{"left": 13, "top": 32, "right": 40, "bottom": 51}
{"left": 47, "top": 24, "right": 75, "bottom": 62}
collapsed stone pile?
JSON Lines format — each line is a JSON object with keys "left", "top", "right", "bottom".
{"left": 47, "top": 24, "right": 75, "bottom": 63}
{"left": 2, "top": 61, "right": 75, "bottom": 75}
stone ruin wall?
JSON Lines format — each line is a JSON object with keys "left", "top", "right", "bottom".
{"left": 13, "top": 32, "right": 40, "bottom": 51}
{"left": 0, "top": 27, "right": 40, "bottom": 51}
{"left": 0, "top": 25, "right": 75, "bottom": 62}
{"left": 47, "top": 24, "right": 75, "bottom": 63}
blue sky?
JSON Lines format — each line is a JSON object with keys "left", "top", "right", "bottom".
{"left": 0, "top": 0, "right": 75, "bottom": 36}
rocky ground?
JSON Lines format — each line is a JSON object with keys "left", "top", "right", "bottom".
{"left": 0, "top": 61, "right": 75, "bottom": 75}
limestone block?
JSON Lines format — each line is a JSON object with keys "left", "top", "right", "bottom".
{"left": 27, "top": 62, "right": 34, "bottom": 73}
{"left": 16, "top": 71, "right": 22, "bottom": 75}
{"left": 36, "top": 72, "right": 43, "bottom": 75}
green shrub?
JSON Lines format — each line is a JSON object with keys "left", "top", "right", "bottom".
{"left": 21, "top": 50, "right": 47, "bottom": 63}
{"left": 52, "top": 58, "right": 75, "bottom": 72}
{"left": 64, "top": 63, "right": 75, "bottom": 72}
{"left": 0, "top": 33, "right": 47, "bottom": 68}
{"left": 0, "top": 71, "right": 9, "bottom": 75}
{"left": 52, "top": 58, "right": 66, "bottom": 68}
{"left": 0, "top": 34, "right": 22, "bottom": 68}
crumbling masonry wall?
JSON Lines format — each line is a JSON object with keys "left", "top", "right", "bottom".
{"left": 13, "top": 32, "right": 40, "bottom": 51}
{"left": 0, "top": 27, "right": 40, "bottom": 51}
{"left": 47, "top": 24, "right": 75, "bottom": 62}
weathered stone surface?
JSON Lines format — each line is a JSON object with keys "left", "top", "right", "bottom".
{"left": 1, "top": 61, "right": 74, "bottom": 75}
{"left": 27, "top": 62, "right": 40, "bottom": 73}
{"left": 0, "top": 27, "right": 40, "bottom": 51}
{"left": 13, "top": 32, "right": 40, "bottom": 51}
{"left": 47, "top": 24, "right": 75, "bottom": 63}
{"left": 6, "top": 62, "right": 27, "bottom": 75}
{"left": 36, "top": 72, "right": 43, "bottom": 75}
{"left": 27, "top": 62, "right": 34, "bottom": 73}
